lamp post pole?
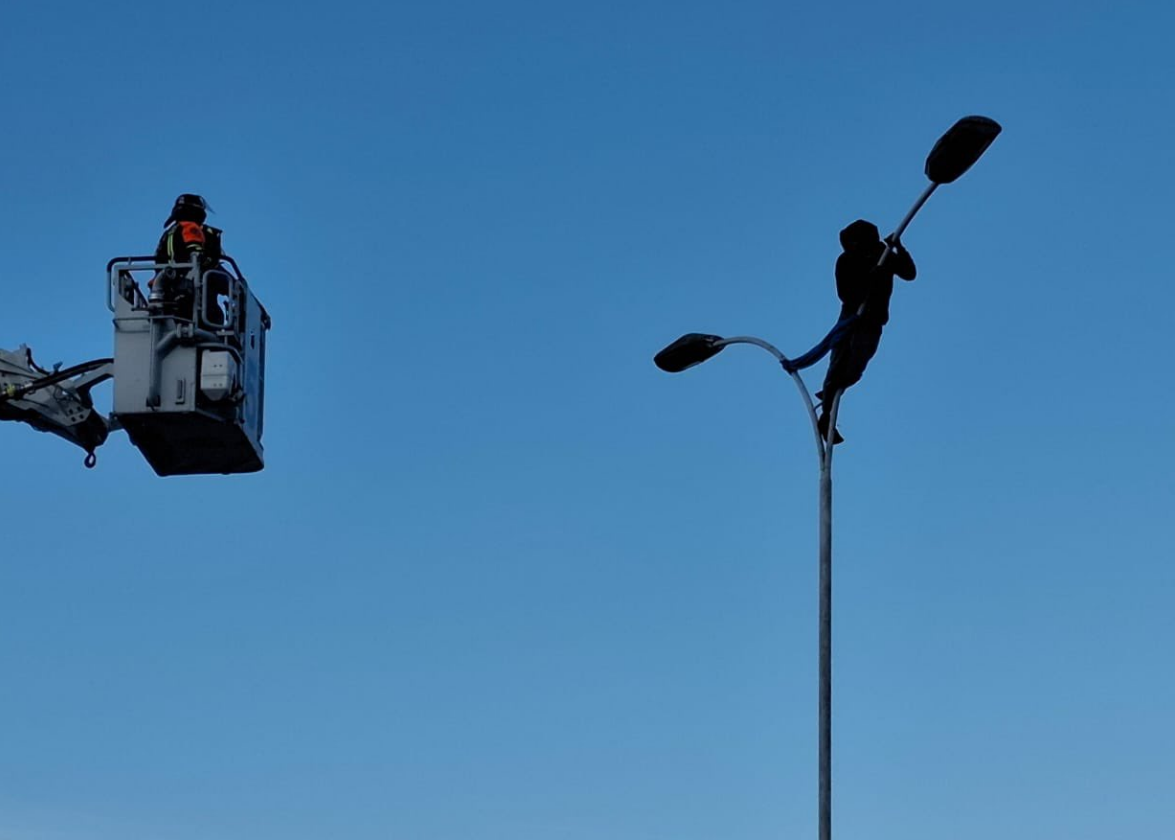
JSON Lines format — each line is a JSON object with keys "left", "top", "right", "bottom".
{"left": 818, "top": 390, "right": 839, "bottom": 840}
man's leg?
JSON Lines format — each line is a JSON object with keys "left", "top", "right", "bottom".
{"left": 817, "top": 327, "right": 882, "bottom": 444}
{"left": 846, "top": 325, "right": 883, "bottom": 384}
{"left": 817, "top": 340, "right": 850, "bottom": 444}
{"left": 818, "top": 340, "right": 848, "bottom": 403}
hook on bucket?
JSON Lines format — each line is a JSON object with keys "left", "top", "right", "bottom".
{"left": 84, "top": 451, "right": 97, "bottom": 469}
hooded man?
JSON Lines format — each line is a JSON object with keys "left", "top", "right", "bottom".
{"left": 816, "top": 219, "right": 916, "bottom": 444}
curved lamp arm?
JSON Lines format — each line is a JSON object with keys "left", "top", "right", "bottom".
{"left": 716, "top": 336, "right": 828, "bottom": 463}
{"left": 653, "top": 331, "right": 830, "bottom": 462}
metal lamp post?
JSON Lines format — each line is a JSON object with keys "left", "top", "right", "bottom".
{"left": 653, "top": 116, "right": 1001, "bottom": 840}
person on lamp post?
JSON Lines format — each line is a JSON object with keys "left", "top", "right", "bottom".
{"left": 816, "top": 219, "right": 916, "bottom": 445}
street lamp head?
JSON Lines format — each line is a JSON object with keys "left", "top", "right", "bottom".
{"left": 654, "top": 333, "right": 726, "bottom": 372}
{"left": 924, "top": 115, "right": 1002, "bottom": 185}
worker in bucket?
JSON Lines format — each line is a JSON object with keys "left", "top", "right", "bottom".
{"left": 150, "top": 193, "right": 228, "bottom": 324}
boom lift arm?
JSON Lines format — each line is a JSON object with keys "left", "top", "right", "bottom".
{"left": 0, "top": 346, "right": 114, "bottom": 467}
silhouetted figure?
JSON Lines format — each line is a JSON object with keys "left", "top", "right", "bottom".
{"left": 816, "top": 219, "right": 916, "bottom": 444}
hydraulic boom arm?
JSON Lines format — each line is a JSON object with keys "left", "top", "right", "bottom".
{"left": 0, "top": 345, "right": 114, "bottom": 467}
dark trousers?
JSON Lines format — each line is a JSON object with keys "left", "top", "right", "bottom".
{"left": 821, "top": 323, "right": 883, "bottom": 401}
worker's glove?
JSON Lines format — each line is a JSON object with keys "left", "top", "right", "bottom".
{"left": 883, "top": 233, "right": 903, "bottom": 250}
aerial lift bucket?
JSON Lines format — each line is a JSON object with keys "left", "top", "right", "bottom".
{"left": 107, "top": 256, "right": 271, "bottom": 476}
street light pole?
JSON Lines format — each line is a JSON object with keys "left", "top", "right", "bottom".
{"left": 818, "top": 389, "right": 840, "bottom": 840}
{"left": 652, "top": 116, "right": 1001, "bottom": 840}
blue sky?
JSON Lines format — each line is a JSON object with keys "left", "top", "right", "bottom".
{"left": 1, "top": 1, "right": 1172, "bottom": 838}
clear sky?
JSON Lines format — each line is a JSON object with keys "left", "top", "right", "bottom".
{"left": 1, "top": 1, "right": 1172, "bottom": 838}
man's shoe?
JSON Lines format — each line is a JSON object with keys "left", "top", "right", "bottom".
{"left": 816, "top": 412, "right": 845, "bottom": 445}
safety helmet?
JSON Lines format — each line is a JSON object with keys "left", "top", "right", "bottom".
{"left": 164, "top": 193, "right": 213, "bottom": 227}
{"left": 839, "top": 219, "right": 880, "bottom": 251}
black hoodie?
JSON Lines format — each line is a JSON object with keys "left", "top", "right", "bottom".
{"left": 835, "top": 220, "right": 916, "bottom": 326}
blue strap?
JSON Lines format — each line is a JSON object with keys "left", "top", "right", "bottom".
{"left": 780, "top": 315, "right": 859, "bottom": 372}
